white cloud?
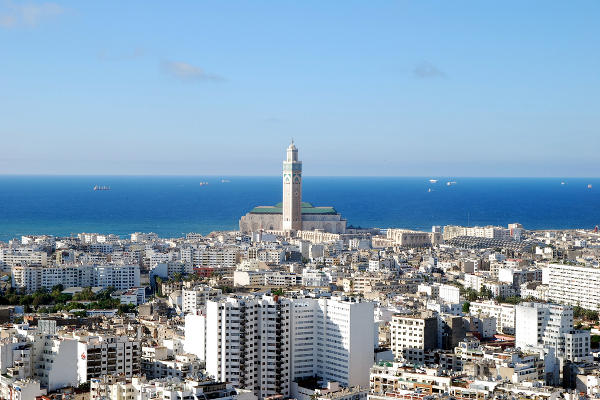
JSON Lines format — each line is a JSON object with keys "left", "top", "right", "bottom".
{"left": 161, "top": 60, "right": 224, "bottom": 82}
{"left": 413, "top": 61, "right": 446, "bottom": 79}
{"left": 0, "top": 0, "right": 64, "bottom": 28}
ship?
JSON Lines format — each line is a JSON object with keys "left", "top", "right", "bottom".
{"left": 93, "top": 185, "right": 111, "bottom": 191}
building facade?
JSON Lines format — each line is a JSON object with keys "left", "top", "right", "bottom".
{"left": 239, "top": 144, "right": 347, "bottom": 234}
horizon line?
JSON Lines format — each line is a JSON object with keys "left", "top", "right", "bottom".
{"left": 0, "top": 174, "right": 598, "bottom": 179}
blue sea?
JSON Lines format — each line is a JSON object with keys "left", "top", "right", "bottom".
{"left": 0, "top": 176, "right": 598, "bottom": 241}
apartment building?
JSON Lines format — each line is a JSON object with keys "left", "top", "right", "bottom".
{"left": 76, "top": 335, "right": 141, "bottom": 384}
{"left": 544, "top": 263, "right": 600, "bottom": 311}
{"left": 206, "top": 295, "right": 291, "bottom": 399}
{"left": 290, "top": 296, "right": 374, "bottom": 388}
{"left": 0, "top": 249, "right": 48, "bottom": 267}
{"left": 182, "top": 285, "right": 222, "bottom": 314}
{"left": 469, "top": 301, "right": 516, "bottom": 334}
{"left": 202, "top": 294, "right": 374, "bottom": 399}
{"left": 31, "top": 335, "right": 79, "bottom": 391}
{"left": 515, "top": 302, "right": 591, "bottom": 364}
{"left": 11, "top": 264, "right": 140, "bottom": 293}
{"left": 390, "top": 313, "right": 438, "bottom": 364}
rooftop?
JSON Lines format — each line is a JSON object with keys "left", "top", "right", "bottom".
{"left": 249, "top": 202, "right": 338, "bottom": 215}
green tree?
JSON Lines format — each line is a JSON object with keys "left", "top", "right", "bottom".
{"left": 462, "top": 301, "right": 470, "bottom": 313}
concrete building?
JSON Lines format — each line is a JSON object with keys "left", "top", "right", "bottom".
{"left": 182, "top": 286, "right": 222, "bottom": 314}
{"left": 239, "top": 143, "right": 347, "bottom": 234}
{"left": 390, "top": 313, "right": 438, "bottom": 364}
{"left": 202, "top": 294, "right": 374, "bottom": 399}
{"left": 31, "top": 335, "right": 79, "bottom": 391}
{"left": 515, "top": 302, "right": 591, "bottom": 364}
{"left": 386, "top": 229, "right": 441, "bottom": 248}
{"left": 469, "top": 301, "right": 516, "bottom": 335}
{"left": 11, "top": 264, "right": 140, "bottom": 293}
{"left": 76, "top": 334, "right": 141, "bottom": 384}
{"left": 206, "top": 295, "right": 291, "bottom": 399}
{"left": 544, "top": 263, "right": 600, "bottom": 311}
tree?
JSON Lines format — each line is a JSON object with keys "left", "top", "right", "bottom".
{"left": 462, "top": 301, "right": 470, "bottom": 313}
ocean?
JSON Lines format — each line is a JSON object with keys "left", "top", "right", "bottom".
{"left": 0, "top": 176, "right": 598, "bottom": 241}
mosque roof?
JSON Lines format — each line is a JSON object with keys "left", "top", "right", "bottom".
{"left": 249, "top": 202, "right": 338, "bottom": 215}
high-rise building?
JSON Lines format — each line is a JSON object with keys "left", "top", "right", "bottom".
{"left": 544, "top": 263, "right": 600, "bottom": 311}
{"left": 205, "top": 295, "right": 291, "bottom": 399}
{"left": 515, "top": 302, "right": 591, "bottom": 364}
{"left": 200, "top": 293, "right": 374, "bottom": 399}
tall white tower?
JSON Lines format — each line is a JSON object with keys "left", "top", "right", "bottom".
{"left": 282, "top": 141, "right": 302, "bottom": 231}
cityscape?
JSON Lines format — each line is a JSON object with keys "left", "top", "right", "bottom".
{"left": 1, "top": 1, "right": 600, "bottom": 400}
{"left": 0, "top": 144, "right": 598, "bottom": 400}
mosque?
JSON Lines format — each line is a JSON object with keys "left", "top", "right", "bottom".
{"left": 239, "top": 142, "right": 347, "bottom": 234}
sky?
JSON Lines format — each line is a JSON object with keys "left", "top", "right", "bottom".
{"left": 1, "top": 1, "right": 599, "bottom": 177}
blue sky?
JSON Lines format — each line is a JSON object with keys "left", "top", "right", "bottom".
{"left": 1, "top": 1, "right": 599, "bottom": 176}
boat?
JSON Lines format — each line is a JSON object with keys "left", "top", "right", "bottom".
{"left": 588, "top": 184, "right": 593, "bottom": 189}
{"left": 446, "top": 181, "right": 457, "bottom": 186}
{"left": 429, "top": 179, "right": 438, "bottom": 183}
{"left": 199, "top": 182, "right": 209, "bottom": 186}
{"left": 221, "top": 179, "right": 231, "bottom": 183}
{"left": 561, "top": 182, "right": 566, "bottom": 185}
{"left": 93, "top": 185, "right": 111, "bottom": 191}
{"left": 428, "top": 188, "right": 432, "bottom": 193}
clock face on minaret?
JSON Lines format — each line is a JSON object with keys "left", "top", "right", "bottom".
{"left": 282, "top": 142, "right": 302, "bottom": 231}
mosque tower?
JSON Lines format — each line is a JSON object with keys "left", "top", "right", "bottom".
{"left": 282, "top": 141, "right": 302, "bottom": 231}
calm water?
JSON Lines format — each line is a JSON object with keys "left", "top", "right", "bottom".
{"left": 0, "top": 176, "right": 598, "bottom": 241}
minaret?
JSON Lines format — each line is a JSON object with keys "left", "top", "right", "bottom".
{"left": 282, "top": 141, "right": 302, "bottom": 231}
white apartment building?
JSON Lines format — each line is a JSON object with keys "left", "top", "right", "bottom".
{"left": 443, "top": 225, "right": 510, "bottom": 241}
{"left": 515, "top": 302, "right": 591, "bottom": 364}
{"left": 11, "top": 264, "right": 140, "bottom": 293}
{"left": 206, "top": 295, "right": 292, "bottom": 399}
{"left": 0, "top": 336, "right": 32, "bottom": 379}
{"left": 181, "top": 246, "right": 240, "bottom": 268}
{"left": 94, "top": 265, "right": 140, "bottom": 290}
{"left": 31, "top": 335, "right": 79, "bottom": 391}
{"left": 0, "top": 249, "right": 48, "bottom": 267}
{"left": 182, "top": 286, "right": 222, "bottom": 314}
{"left": 289, "top": 296, "right": 374, "bottom": 388}
{"left": 469, "top": 301, "right": 516, "bottom": 334}
{"left": 544, "top": 263, "right": 600, "bottom": 310}
{"left": 202, "top": 294, "right": 374, "bottom": 399}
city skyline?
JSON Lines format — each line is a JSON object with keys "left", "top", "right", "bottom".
{"left": 1, "top": 1, "right": 599, "bottom": 177}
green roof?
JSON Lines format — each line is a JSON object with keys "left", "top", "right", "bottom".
{"left": 249, "top": 202, "right": 338, "bottom": 215}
